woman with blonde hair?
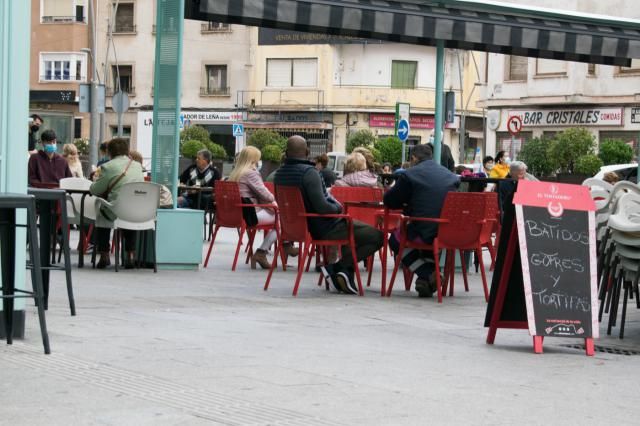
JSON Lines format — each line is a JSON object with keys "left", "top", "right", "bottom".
{"left": 334, "top": 152, "right": 380, "bottom": 188}
{"left": 229, "top": 146, "right": 297, "bottom": 268}
{"left": 62, "top": 143, "right": 84, "bottom": 178}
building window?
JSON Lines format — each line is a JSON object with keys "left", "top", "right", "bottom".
{"left": 40, "top": 52, "right": 87, "bottom": 82}
{"left": 600, "top": 131, "right": 640, "bottom": 154}
{"left": 266, "top": 58, "right": 318, "bottom": 88}
{"left": 41, "top": 0, "right": 86, "bottom": 23}
{"left": 201, "top": 21, "right": 231, "bottom": 33}
{"left": 391, "top": 60, "right": 417, "bottom": 89}
{"left": 201, "top": 65, "right": 229, "bottom": 96}
{"left": 618, "top": 59, "right": 640, "bottom": 75}
{"left": 587, "top": 64, "right": 596, "bottom": 76}
{"left": 496, "top": 131, "right": 533, "bottom": 160}
{"left": 110, "top": 65, "right": 134, "bottom": 95}
{"left": 535, "top": 59, "right": 566, "bottom": 77}
{"left": 506, "top": 56, "right": 528, "bottom": 81}
{"left": 109, "top": 125, "right": 132, "bottom": 140}
{"left": 113, "top": 2, "right": 135, "bottom": 33}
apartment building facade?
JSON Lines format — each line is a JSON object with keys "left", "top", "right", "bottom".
{"left": 94, "top": 0, "right": 252, "bottom": 164}
{"left": 479, "top": 0, "right": 640, "bottom": 159}
{"left": 29, "top": 0, "right": 92, "bottom": 147}
{"left": 245, "top": 28, "right": 485, "bottom": 162}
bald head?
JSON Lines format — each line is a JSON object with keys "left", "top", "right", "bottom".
{"left": 286, "top": 135, "right": 308, "bottom": 160}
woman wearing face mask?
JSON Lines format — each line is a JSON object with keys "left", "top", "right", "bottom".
{"left": 489, "top": 151, "right": 510, "bottom": 179}
{"left": 28, "top": 129, "right": 72, "bottom": 187}
{"left": 229, "top": 146, "right": 298, "bottom": 269}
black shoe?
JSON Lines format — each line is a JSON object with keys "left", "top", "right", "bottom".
{"left": 415, "top": 277, "right": 436, "bottom": 298}
{"left": 337, "top": 270, "right": 358, "bottom": 295}
{"left": 321, "top": 264, "right": 348, "bottom": 293}
{"left": 96, "top": 255, "right": 111, "bottom": 269}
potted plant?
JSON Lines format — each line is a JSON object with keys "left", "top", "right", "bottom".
{"left": 260, "top": 144, "right": 283, "bottom": 179}
{"left": 598, "top": 138, "right": 634, "bottom": 165}
{"left": 574, "top": 154, "right": 604, "bottom": 178}
{"left": 207, "top": 142, "right": 227, "bottom": 175}
{"left": 517, "top": 136, "right": 558, "bottom": 180}
{"left": 179, "top": 139, "right": 206, "bottom": 173}
{"left": 346, "top": 129, "right": 376, "bottom": 153}
{"left": 549, "top": 128, "right": 597, "bottom": 184}
{"left": 373, "top": 136, "right": 403, "bottom": 166}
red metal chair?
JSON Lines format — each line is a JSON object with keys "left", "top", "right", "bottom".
{"left": 264, "top": 186, "right": 364, "bottom": 296}
{"left": 479, "top": 192, "right": 499, "bottom": 271}
{"left": 387, "top": 192, "right": 489, "bottom": 303}
{"left": 203, "top": 180, "right": 279, "bottom": 271}
{"left": 264, "top": 181, "right": 275, "bottom": 195}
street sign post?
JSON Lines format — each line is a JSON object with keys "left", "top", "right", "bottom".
{"left": 507, "top": 115, "right": 522, "bottom": 160}
{"left": 396, "top": 102, "right": 410, "bottom": 162}
{"left": 397, "top": 118, "right": 410, "bottom": 144}
{"left": 233, "top": 123, "right": 245, "bottom": 155}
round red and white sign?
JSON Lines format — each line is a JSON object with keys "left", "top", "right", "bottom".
{"left": 507, "top": 115, "right": 523, "bottom": 137}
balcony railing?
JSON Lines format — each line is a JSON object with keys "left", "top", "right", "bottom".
{"left": 114, "top": 24, "right": 136, "bottom": 34}
{"left": 201, "top": 22, "right": 231, "bottom": 33}
{"left": 42, "top": 15, "right": 84, "bottom": 23}
{"left": 237, "top": 90, "right": 325, "bottom": 111}
{"left": 39, "top": 75, "right": 84, "bottom": 82}
{"left": 200, "top": 86, "right": 231, "bottom": 96}
{"left": 106, "top": 86, "right": 136, "bottom": 97}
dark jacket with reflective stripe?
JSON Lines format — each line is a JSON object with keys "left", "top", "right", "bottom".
{"left": 384, "top": 159, "right": 459, "bottom": 242}
{"left": 274, "top": 158, "right": 342, "bottom": 239}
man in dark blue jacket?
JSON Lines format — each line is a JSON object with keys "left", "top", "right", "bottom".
{"left": 384, "top": 144, "right": 459, "bottom": 297}
{"left": 275, "top": 136, "right": 383, "bottom": 294}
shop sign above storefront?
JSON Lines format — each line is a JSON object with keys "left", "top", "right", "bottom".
{"left": 508, "top": 108, "right": 624, "bottom": 127}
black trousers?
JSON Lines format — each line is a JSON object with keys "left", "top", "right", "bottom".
{"left": 322, "top": 220, "right": 383, "bottom": 269}
{"left": 96, "top": 228, "right": 137, "bottom": 252}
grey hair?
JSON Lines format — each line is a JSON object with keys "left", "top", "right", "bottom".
{"left": 509, "top": 160, "right": 527, "bottom": 175}
{"left": 197, "top": 149, "right": 211, "bottom": 163}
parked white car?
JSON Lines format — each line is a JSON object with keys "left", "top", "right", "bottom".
{"left": 326, "top": 151, "right": 346, "bottom": 178}
{"left": 593, "top": 163, "right": 638, "bottom": 182}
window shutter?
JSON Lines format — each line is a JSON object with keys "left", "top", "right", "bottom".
{"left": 267, "top": 59, "right": 292, "bottom": 87}
{"left": 292, "top": 59, "right": 317, "bottom": 87}
{"left": 509, "top": 56, "right": 528, "bottom": 80}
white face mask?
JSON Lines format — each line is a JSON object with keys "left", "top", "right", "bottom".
{"left": 428, "top": 136, "right": 434, "bottom": 144}
{"left": 504, "top": 157, "right": 511, "bottom": 164}
{"left": 257, "top": 160, "right": 263, "bottom": 171}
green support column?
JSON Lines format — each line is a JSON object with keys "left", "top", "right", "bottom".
{"left": 151, "top": 0, "right": 202, "bottom": 269}
{"left": 0, "top": 0, "right": 31, "bottom": 328}
{"left": 433, "top": 41, "right": 445, "bottom": 164}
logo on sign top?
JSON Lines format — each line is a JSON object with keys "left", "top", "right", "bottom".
{"left": 397, "top": 118, "right": 410, "bottom": 142}
{"left": 233, "top": 123, "right": 244, "bottom": 137}
{"left": 507, "top": 115, "right": 523, "bottom": 137}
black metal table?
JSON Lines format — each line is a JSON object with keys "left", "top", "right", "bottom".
{"left": 0, "top": 193, "right": 50, "bottom": 354}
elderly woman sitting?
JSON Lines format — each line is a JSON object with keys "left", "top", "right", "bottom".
{"left": 508, "top": 160, "right": 538, "bottom": 181}
{"left": 333, "top": 152, "right": 380, "bottom": 188}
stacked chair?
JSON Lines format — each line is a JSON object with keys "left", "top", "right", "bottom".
{"left": 586, "top": 177, "right": 640, "bottom": 338}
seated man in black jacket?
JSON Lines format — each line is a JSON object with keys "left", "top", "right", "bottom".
{"left": 384, "top": 144, "right": 460, "bottom": 297}
{"left": 274, "top": 136, "right": 383, "bottom": 294}
{"left": 177, "top": 149, "right": 221, "bottom": 209}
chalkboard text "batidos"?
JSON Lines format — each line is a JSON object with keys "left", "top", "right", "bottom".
{"left": 530, "top": 251, "right": 585, "bottom": 273}
{"left": 526, "top": 220, "right": 589, "bottom": 245}
{"left": 533, "top": 288, "right": 591, "bottom": 312}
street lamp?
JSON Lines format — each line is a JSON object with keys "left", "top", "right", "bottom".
{"left": 82, "top": 0, "right": 101, "bottom": 168}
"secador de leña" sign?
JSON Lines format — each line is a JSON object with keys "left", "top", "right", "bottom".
{"left": 508, "top": 108, "right": 623, "bottom": 127}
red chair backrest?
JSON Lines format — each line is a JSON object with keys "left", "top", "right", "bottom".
{"left": 436, "top": 192, "right": 488, "bottom": 249}
{"left": 274, "top": 186, "right": 309, "bottom": 243}
{"left": 331, "top": 186, "right": 383, "bottom": 227}
{"left": 264, "top": 181, "right": 275, "bottom": 196}
{"left": 331, "top": 186, "right": 383, "bottom": 204}
{"left": 214, "top": 180, "right": 244, "bottom": 228}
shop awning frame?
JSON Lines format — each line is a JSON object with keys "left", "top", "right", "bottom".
{"left": 186, "top": 0, "right": 640, "bottom": 66}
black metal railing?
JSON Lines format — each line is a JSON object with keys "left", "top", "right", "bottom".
{"left": 201, "top": 22, "right": 231, "bottom": 33}
{"left": 106, "top": 86, "right": 136, "bottom": 96}
{"left": 200, "top": 86, "right": 230, "bottom": 96}
{"left": 42, "top": 15, "right": 83, "bottom": 23}
{"left": 114, "top": 24, "right": 136, "bottom": 33}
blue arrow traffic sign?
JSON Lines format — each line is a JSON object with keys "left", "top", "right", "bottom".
{"left": 397, "top": 118, "right": 410, "bottom": 142}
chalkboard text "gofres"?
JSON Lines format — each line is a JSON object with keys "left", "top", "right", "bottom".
{"left": 530, "top": 251, "right": 585, "bottom": 273}
{"left": 526, "top": 220, "right": 589, "bottom": 245}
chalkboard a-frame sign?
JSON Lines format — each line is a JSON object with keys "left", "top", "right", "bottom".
{"left": 486, "top": 180, "right": 598, "bottom": 356}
